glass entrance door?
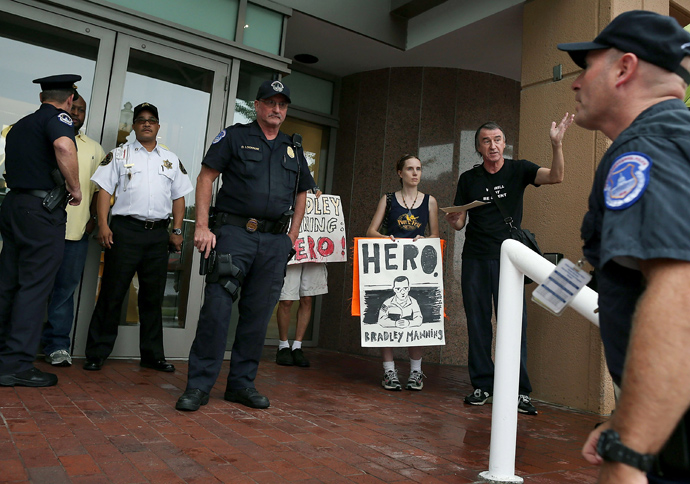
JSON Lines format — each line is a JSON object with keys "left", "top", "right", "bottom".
{"left": 72, "top": 35, "right": 230, "bottom": 359}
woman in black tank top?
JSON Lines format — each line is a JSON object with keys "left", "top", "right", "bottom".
{"left": 366, "top": 154, "right": 439, "bottom": 391}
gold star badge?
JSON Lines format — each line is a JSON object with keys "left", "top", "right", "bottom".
{"left": 163, "top": 159, "right": 172, "bottom": 169}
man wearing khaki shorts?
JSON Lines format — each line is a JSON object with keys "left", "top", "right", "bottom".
{"left": 276, "top": 262, "right": 328, "bottom": 367}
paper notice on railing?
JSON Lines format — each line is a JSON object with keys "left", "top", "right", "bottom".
{"left": 532, "top": 258, "right": 592, "bottom": 316}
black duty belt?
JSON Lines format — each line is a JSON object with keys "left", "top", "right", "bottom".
{"left": 114, "top": 215, "right": 170, "bottom": 230}
{"left": 11, "top": 188, "right": 50, "bottom": 199}
{"left": 216, "top": 212, "right": 278, "bottom": 233}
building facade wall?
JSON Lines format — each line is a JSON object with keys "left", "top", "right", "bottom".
{"left": 321, "top": 66, "right": 521, "bottom": 370}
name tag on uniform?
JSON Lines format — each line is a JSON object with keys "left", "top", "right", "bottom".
{"left": 532, "top": 258, "right": 591, "bottom": 316}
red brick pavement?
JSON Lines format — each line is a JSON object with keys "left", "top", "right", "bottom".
{"left": 0, "top": 348, "right": 604, "bottom": 483}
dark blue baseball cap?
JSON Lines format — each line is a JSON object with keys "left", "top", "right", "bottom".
{"left": 256, "top": 79, "right": 291, "bottom": 103}
{"left": 33, "top": 74, "right": 81, "bottom": 100}
{"left": 558, "top": 10, "right": 690, "bottom": 84}
{"left": 133, "top": 102, "right": 159, "bottom": 121}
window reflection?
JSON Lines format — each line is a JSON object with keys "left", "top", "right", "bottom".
{"left": 116, "top": 49, "right": 214, "bottom": 329}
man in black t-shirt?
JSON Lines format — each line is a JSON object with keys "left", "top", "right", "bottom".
{"left": 447, "top": 117, "right": 573, "bottom": 415}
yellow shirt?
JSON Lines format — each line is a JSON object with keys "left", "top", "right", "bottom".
{"left": 65, "top": 132, "right": 105, "bottom": 241}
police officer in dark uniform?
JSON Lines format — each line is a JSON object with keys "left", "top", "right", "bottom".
{"left": 176, "top": 79, "right": 315, "bottom": 411}
{"left": 0, "top": 74, "right": 82, "bottom": 387}
{"left": 558, "top": 11, "right": 690, "bottom": 484}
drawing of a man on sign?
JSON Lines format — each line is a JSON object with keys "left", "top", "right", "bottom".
{"left": 289, "top": 193, "right": 347, "bottom": 265}
{"left": 358, "top": 238, "right": 445, "bottom": 347}
{"left": 377, "top": 276, "right": 422, "bottom": 329}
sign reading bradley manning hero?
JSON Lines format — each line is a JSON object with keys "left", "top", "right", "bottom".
{"left": 289, "top": 193, "right": 347, "bottom": 265}
{"left": 358, "top": 238, "right": 445, "bottom": 347}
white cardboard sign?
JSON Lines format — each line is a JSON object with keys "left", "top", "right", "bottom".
{"left": 358, "top": 238, "right": 445, "bottom": 347}
{"left": 289, "top": 193, "right": 347, "bottom": 265}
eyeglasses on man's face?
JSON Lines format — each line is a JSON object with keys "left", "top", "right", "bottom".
{"left": 134, "top": 117, "right": 159, "bottom": 125}
{"left": 259, "top": 98, "right": 288, "bottom": 109}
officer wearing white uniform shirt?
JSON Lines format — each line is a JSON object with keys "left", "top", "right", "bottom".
{"left": 83, "top": 102, "right": 192, "bottom": 372}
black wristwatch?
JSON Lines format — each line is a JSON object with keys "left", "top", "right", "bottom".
{"left": 171, "top": 228, "right": 182, "bottom": 235}
{"left": 597, "top": 429, "right": 655, "bottom": 472}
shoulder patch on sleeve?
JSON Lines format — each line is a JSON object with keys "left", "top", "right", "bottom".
{"left": 604, "top": 152, "right": 652, "bottom": 210}
{"left": 178, "top": 160, "right": 187, "bottom": 174}
{"left": 58, "top": 113, "right": 73, "bottom": 126}
{"left": 212, "top": 130, "right": 226, "bottom": 144}
{"left": 100, "top": 152, "right": 113, "bottom": 166}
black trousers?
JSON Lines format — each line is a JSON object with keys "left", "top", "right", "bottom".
{"left": 461, "top": 258, "right": 532, "bottom": 395}
{"left": 186, "top": 225, "right": 293, "bottom": 393}
{"left": 85, "top": 216, "right": 169, "bottom": 361}
{"left": 0, "top": 192, "right": 66, "bottom": 374}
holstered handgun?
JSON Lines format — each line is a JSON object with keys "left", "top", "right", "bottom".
{"left": 272, "top": 209, "right": 294, "bottom": 234}
{"left": 199, "top": 249, "right": 217, "bottom": 277}
{"left": 200, "top": 250, "right": 245, "bottom": 301}
{"left": 42, "top": 169, "right": 68, "bottom": 213}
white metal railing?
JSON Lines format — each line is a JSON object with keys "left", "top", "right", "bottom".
{"left": 479, "top": 239, "right": 599, "bottom": 483}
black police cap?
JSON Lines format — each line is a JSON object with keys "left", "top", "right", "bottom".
{"left": 558, "top": 10, "right": 690, "bottom": 84}
{"left": 256, "top": 80, "right": 292, "bottom": 103}
{"left": 33, "top": 74, "right": 81, "bottom": 100}
{"left": 133, "top": 102, "right": 159, "bottom": 122}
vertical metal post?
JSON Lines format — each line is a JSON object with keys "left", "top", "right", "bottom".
{"left": 479, "top": 239, "right": 599, "bottom": 483}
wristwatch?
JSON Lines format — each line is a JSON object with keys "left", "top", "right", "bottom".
{"left": 597, "top": 429, "right": 655, "bottom": 472}
{"left": 171, "top": 228, "right": 182, "bottom": 235}
{"left": 311, "top": 186, "right": 320, "bottom": 194}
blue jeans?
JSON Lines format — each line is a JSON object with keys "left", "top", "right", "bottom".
{"left": 41, "top": 234, "right": 90, "bottom": 355}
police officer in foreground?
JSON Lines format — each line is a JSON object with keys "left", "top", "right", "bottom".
{"left": 0, "top": 74, "right": 82, "bottom": 387}
{"left": 558, "top": 10, "right": 690, "bottom": 484}
{"left": 176, "top": 79, "right": 315, "bottom": 411}
{"left": 83, "top": 103, "right": 192, "bottom": 372}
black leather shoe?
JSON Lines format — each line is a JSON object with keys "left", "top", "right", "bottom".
{"left": 291, "top": 348, "right": 310, "bottom": 367}
{"left": 175, "top": 389, "right": 209, "bottom": 411}
{"left": 83, "top": 357, "right": 104, "bottom": 371}
{"left": 0, "top": 367, "right": 58, "bottom": 387}
{"left": 276, "top": 347, "right": 294, "bottom": 366}
{"left": 224, "top": 388, "right": 270, "bottom": 409}
{"left": 140, "top": 359, "right": 175, "bottom": 372}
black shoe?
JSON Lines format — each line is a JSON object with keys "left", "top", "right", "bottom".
{"left": 175, "top": 389, "right": 209, "bottom": 411}
{"left": 83, "top": 357, "right": 104, "bottom": 371}
{"left": 464, "top": 388, "right": 492, "bottom": 405}
{"left": 291, "top": 348, "right": 310, "bottom": 367}
{"left": 518, "top": 394, "right": 538, "bottom": 415}
{"left": 0, "top": 367, "right": 58, "bottom": 387}
{"left": 224, "top": 388, "right": 270, "bottom": 409}
{"left": 140, "top": 359, "right": 175, "bottom": 372}
{"left": 276, "top": 347, "right": 294, "bottom": 366}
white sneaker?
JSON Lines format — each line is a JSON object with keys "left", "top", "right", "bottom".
{"left": 382, "top": 369, "right": 402, "bottom": 391}
{"left": 405, "top": 370, "right": 425, "bottom": 391}
{"left": 46, "top": 349, "right": 72, "bottom": 367}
